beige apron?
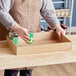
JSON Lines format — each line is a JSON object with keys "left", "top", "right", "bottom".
{"left": 10, "top": 0, "right": 41, "bottom": 32}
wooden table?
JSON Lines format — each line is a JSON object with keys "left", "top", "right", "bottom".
{"left": 0, "top": 35, "right": 76, "bottom": 70}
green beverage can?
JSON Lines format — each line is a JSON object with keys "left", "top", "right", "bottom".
{"left": 12, "top": 36, "right": 18, "bottom": 46}
{"left": 26, "top": 31, "right": 33, "bottom": 44}
{"left": 9, "top": 31, "right": 18, "bottom": 46}
{"left": 29, "top": 33, "right": 33, "bottom": 44}
{"left": 9, "top": 30, "right": 13, "bottom": 39}
{"left": 12, "top": 33, "right": 18, "bottom": 46}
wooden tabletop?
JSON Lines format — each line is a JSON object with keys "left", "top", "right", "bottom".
{"left": 0, "top": 35, "right": 76, "bottom": 70}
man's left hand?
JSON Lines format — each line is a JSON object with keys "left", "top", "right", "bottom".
{"left": 54, "top": 25, "right": 65, "bottom": 37}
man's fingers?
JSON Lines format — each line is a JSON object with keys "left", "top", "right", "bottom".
{"left": 57, "top": 32, "right": 61, "bottom": 39}
{"left": 63, "top": 31, "right": 65, "bottom": 36}
{"left": 23, "top": 31, "right": 30, "bottom": 37}
{"left": 22, "top": 28, "right": 30, "bottom": 37}
{"left": 20, "top": 34, "right": 29, "bottom": 43}
{"left": 20, "top": 29, "right": 30, "bottom": 40}
{"left": 23, "top": 34, "right": 30, "bottom": 40}
{"left": 25, "top": 32, "right": 30, "bottom": 37}
{"left": 21, "top": 32, "right": 30, "bottom": 40}
{"left": 57, "top": 32, "right": 60, "bottom": 36}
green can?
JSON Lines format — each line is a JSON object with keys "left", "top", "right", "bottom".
{"left": 29, "top": 33, "right": 34, "bottom": 44}
{"left": 9, "top": 30, "right": 13, "bottom": 39}
{"left": 26, "top": 31, "right": 33, "bottom": 44}
{"left": 9, "top": 31, "right": 18, "bottom": 46}
{"left": 12, "top": 36, "right": 18, "bottom": 46}
{"left": 12, "top": 33, "right": 18, "bottom": 46}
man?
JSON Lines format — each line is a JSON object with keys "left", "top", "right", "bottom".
{"left": 0, "top": 0, "right": 65, "bottom": 76}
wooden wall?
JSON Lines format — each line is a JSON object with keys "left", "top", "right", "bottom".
{"left": 0, "top": 23, "right": 7, "bottom": 40}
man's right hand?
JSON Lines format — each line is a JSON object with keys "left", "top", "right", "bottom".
{"left": 10, "top": 24, "right": 30, "bottom": 43}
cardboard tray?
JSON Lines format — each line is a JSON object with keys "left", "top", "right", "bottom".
{"left": 7, "top": 31, "right": 72, "bottom": 55}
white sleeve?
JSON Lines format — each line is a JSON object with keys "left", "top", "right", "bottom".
{"left": 40, "top": 0, "right": 60, "bottom": 27}
{"left": 0, "top": 0, "right": 16, "bottom": 30}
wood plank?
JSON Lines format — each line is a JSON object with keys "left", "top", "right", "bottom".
{"left": 17, "top": 42, "right": 71, "bottom": 55}
{"left": 32, "top": 63, "right": 76, "bottom": 76}
{"left": 0, "top": 35, "right": 75, "bottom": 69}
{"left": 7, "top": 36, "right": 17, "bottom": 54}
{"left": 1, "top": 63, "right": 76, "bottom": 76}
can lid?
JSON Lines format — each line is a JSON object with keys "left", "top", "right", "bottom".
{"left": 14, "top": 34, "right": 18, "bottom": 37}
{"left": 14, "top": 32, "right": 18, "bottom": 37}
{"left": 10, "top": 32, "right": 18, "bottom": 37}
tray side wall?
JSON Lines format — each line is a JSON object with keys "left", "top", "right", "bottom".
{"left": 7, "top": 36, "right": 17, "bottom": 54}
{"left": 18, "top": 31, "right": 58, "bottom": 46}
{"left": 17, "top": 42, "right": 71, "bottom": 55}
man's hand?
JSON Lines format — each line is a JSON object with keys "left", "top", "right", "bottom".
{"left": 54, "top": 25, "right": 65, "bottom": 37}
{"left": 10, "top": 24, "right": 30, "bottom": 43}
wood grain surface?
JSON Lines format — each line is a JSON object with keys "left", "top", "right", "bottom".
{"left": 32, "top": 63, "right": 76, "bottom": 76}
{"left": 0, "top": 23, "right": 7, "bottom": 40}
{"left": 0, "top": 35, "right": 75, "bottom": 69}
{"left": 7, "top": 31, "right": 71, "bottom": 55}
{"left": 1, "top": 63, "right": 76, "bottom": 76}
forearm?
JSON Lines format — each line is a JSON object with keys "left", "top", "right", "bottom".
{"left": 0, "top": 11, "right": 17, "bottom": 30}
{"left": 40, "top": 10, "right": 60, "bottom": 27}
{"left": 40, "top": 0, "right": 60, "bottom": 28}
{"left": 0, "top": 0, "right": 17, "bottom": 30}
